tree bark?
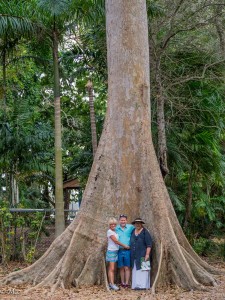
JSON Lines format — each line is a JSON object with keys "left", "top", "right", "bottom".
{"left": 0, "top": 0, "right": 222, "bottom": 292}
{"left": 10, "top": 173, "right": 19, "bottom": 206}
{"left": 86, "top": 80, "right": 98, "bottom": 157}
{"left": 155, "top": 59, "right": 169, "bottom": 178}
{"left": 2, "top": 47, "right": 7, "bottom": 115}
{"left": 183, "top": 172, "right": 193, "bottom": 230}
{"left": 64, "top": 188, "right": 70, "bottom": 222}
{"left": 53, "top": 23, "right": 65, "bottom": 237}
{"left": 214, "top": 6, "right": 225, "bottom": 58}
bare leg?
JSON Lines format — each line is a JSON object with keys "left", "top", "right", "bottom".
{"left": 120, "top": 267, "right": 125, "bottom": 284}
{"left": 124, "top": 266, "right": 131, "bottom": 285}
{"left": 108, "top": 262, "right": 116, "bottom": 284}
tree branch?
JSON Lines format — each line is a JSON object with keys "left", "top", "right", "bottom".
{"left": 168, "top": 59, "right": 225, "bottom": 87}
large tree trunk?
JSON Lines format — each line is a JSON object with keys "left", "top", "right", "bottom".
{"left": 53, "top": 23, "right": 65, "bottom": 237}
{"left": 0, "top": 0, "right": 221, "bottom": 292}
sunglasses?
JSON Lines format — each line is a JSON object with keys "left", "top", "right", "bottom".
{"left": 119, "top": 214, "right": 127, "bottom": 219}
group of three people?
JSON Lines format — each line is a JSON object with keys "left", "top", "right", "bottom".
{"left": 106, "top": 214, "right": 152, "bottom": 291}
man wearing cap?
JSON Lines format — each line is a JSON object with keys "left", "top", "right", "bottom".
{"left": 116, "top": 214, "right": 135, "bottom": 288}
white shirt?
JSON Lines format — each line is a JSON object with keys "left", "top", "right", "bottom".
{"left": 107, "top": 229, "right": 119, "bottom": 251}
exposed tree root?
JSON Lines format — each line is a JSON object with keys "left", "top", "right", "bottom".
{"left": 181, "top": 246, "right": 217, "bottom": 286}
{"left": 149, "top": 216, "right": 219, "bottom": 292}
{"left": 0, "top": 220, "right": 78, "bottom": 287}
{"left": 170, "top": 243, "right": 202, "bottom": 290}
{"left": 74, "top": 248, "right": 104, "bottom": 287}
{"left": 24, "top": 256, "right": 65, "bottom": 295}
{"left": 102, "top": 257, "right": 110, "bottom": 291}
{"left": 0, "top": 203, "right": 222, "bottom": 294}
{"left": 151, "top": 242, "right": 163, "bottom": 294}
{"left": 1, "top": 195, "right": 221, "bottom": 294}
{"left": 182, "top": 241, "right": 224, "bottom": 275}
{"left": 166, "top": 218, "right": 204, "bottom": 290}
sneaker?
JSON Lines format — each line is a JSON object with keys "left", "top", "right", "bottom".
{"left": 109, "top": 283, "right": 119, "bottom": 291}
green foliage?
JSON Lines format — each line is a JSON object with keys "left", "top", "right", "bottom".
{"left": 164, "top": 61, "right": 225, "bottom": 236}
{"left": 60, "top": 73, "right": 106, "bottom": 181}
{"left": 0, "top": 200, "right": 48, "bottom": 263}
{"left": 0, "top": 49, "right": 55, "bottom": 204}
{"left": 0, "top": 201, "right": 13, "bottom": 263}
{"left": 149, "top": 0, "right": 225, "bottom": 244}
{"left": 192, "top": 237, "right": 225, "bottom": 259}
{"left": 0, "top": 0, "right": 42, "bottom": 38}
{"left": 37, "top": 0, "right": 72, "bottom": 17}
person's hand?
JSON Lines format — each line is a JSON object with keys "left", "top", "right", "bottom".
{"left": 145, "top": 254, "right": 149, "bottom": 261}
{"left": 125, "top": 245, "right": 130, "bottom": 249}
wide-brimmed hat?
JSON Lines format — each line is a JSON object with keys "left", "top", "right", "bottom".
{"left": 132, "top": 218, "right": 145, "bottom": 224}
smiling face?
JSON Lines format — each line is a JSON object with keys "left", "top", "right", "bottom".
{"left": 109, "top": 222, "right": 117, "bottom": 231}
{"left": 119, "top": 217, "right": 127, "bottom": 228}
{"left": 134, "top": 222, "right": 143, "bottom": 230}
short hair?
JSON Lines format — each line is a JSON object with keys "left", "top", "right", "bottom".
{"left": 119, "top": 214, "right": 127, "bottom": 219}
{"left": 108, "top": 217, "right": 117, "bottom": 225}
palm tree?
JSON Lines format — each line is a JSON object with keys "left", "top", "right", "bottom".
{"left": 37, "top": 0, "right": 105, "bottom": 236}
{"left": 0, "top": 0, "right": 105, "bottom": 237}
{"left": 1, "top": 0, "right": 74, "bottom": 236}
{"left": 34, "top": 0, "right": 75, "bottom": 236}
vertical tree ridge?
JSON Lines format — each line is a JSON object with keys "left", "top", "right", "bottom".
{"left": 0, "top": 0, "right": 223, "bottom": 292}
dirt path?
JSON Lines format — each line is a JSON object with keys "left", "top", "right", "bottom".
{"left": 0, "top": 260, "right": 224, "bottom": 300}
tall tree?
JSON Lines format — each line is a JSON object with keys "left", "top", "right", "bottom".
{"left": 86, "top": 80, "right": 98, "bottom": 157}
{"left": 1, "top": 0, "right": 221, "bottom": 291}
{"left": 36, "top": 0, "right": 73, "bottom": 236}
{"left": 37, "top": 0, "right": 104, "bottom": 236}
{"left": 52, "top": 11, "right": 65, "bottom": 237}
{"left": 149, "top": 0, "right": 224, "bottom": 178}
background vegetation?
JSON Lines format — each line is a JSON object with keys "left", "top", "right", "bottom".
{"left": 0, "top": 0, "right": 224, "bottom": 261}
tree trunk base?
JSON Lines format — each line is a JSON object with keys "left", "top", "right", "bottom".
{"left": 1, "top": 219, "right": 222, "bottom": 293}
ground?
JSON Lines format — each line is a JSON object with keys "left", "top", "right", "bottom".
{"left": 0, "top": 260, "right": 224, "bottom": 300}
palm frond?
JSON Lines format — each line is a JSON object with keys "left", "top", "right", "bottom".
{"left": 0, "top": 1, "right": 40, "bottom": 37}
{"left": 37, "top": 0, "right": 72, "bottom": 17}
{"left": 0, "top": 15, "right": 34, "bottom": 36}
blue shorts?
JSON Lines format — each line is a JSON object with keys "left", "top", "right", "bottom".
{"left": 106, "top": 250, "right": 118, "bottom": 262}
{"left": 118, "top": 249, "right": 131, "bottom": 268}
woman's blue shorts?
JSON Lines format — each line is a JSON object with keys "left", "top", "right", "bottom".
{"left": 106, "top": 250, "right": 118, "bottom": 262}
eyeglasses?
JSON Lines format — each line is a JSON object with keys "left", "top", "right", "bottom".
{"left": 110, "top": 223, "right": 117, "bottom": 226}
{"left": 119, "top": 214, "right": 127, "bottom": 219}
